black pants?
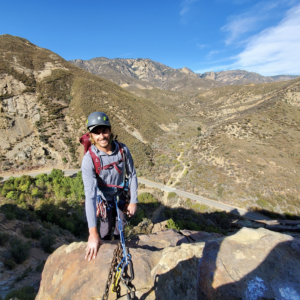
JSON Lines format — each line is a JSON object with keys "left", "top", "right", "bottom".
{"left": 99, "top": 200, "right": 127, "bottom": 240}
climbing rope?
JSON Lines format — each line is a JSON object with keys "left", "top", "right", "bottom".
{"left": 101, "top": 195, "right": 135, "bottom": 300}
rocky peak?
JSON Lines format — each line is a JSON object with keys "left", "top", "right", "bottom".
{"left": 201, "top": 71, "right": 216, "bottom": 80}
{"left": 180, "top": 67, "right": 195, "bottom": 75}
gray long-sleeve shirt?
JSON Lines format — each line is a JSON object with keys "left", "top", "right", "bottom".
{"left": 81, "top": 141, "right": 138, "bottom": 228}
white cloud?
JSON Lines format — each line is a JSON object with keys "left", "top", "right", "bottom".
{"left": 197, "top": 43, "right": 207, "bottom": 49}
{"left": 206, "top": 50, "right": 220, "bottom": 60}
{"left": 222, "top": 0, "right": 293, "bottom": 44}
{"left": 233, "top": 3, "right": 300, "bottom": 75}
{"left": 180, "top": 0, "right": 198, "bottom": 23}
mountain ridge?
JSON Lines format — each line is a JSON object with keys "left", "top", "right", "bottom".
{"left": 70, "top": 57, "right": 299, "bottom": 93}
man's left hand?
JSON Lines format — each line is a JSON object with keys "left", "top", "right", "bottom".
{"left": 127, "top": 203, "right": 137, "bottom": 217}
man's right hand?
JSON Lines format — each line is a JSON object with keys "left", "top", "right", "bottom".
{"left": 85, "top": 227, "right": 102, "bottom": 261}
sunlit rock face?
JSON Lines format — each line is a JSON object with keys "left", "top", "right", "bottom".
{"left": 197, "top": 227, "right": 300, "bottom": 300}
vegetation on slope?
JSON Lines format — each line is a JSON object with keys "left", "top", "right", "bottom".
{"left": 147, "top": 78, "right": 300, "bottom": 216}
{"left": 0, "top": 169, "right": 86, "bottom": 237}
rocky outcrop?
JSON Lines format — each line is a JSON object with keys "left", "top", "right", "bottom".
{"left": 36, "top": 230, "right": 215, "bottom": 300}
{"left": 2, "top": 93, "right": 40, "bottom": 122}
{"left": 69, "top": 57, "right": 223, "bottom": 94}
{"left": 0, "top": 74, "right": 27, "bottom": 96}
{"left": 197, "top": 227, "right": 300, "bottom": 299}
{"left": 36, "top": 228, "right": 300, "bottom": 300}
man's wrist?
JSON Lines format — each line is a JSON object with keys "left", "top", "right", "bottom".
{"left": 89, "top": 227, "right": 99, "bottom": 236}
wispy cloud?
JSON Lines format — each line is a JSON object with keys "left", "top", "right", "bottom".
{"left": 180, "top": 0, "right": 198, "bottom": 23}
{"left": 197, "top": 43, "right": 207, "bottom": 49}
{"left": 222, "top": 0, "right": 293, "bottom": 44}
{"left": 206, "top": 50, "right": 221, "bottom": 60}
{"left": 232, "top": 3, "right": 300, "bottom": 75}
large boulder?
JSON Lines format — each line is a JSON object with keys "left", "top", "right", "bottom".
{"left": 35, "top": 230, "right": 209, "bottom": 300}
{"left": 197, "top": 227, "right": 300, "bottom": 299}
{"left": 35, "top": 228, "right": 300, "bottom": 300}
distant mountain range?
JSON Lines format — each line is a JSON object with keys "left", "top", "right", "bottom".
{"left": 70, "top": 57, "right": 299, "bottom": 94}
{"left": 200, "top": 70, "right": 299, "bottom": 85}
{"left": 69, "top": 58, "right": 223, "bottom": 95}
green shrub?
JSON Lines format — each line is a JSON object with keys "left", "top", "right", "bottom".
{"left": 138, "top": 193, "right": 158, "bottom": 207}
{"left": 21, "top": 224, "right": 42, "bottom": 239}
{"left": 6, "top": 191, "right": 18, "bottom": 200}
{"left": 9, "top": 238, "right": 31, "bottom": 264}
{"left": 129, "top": 207, "right": 145, "bottom": 226}
{"left": 62, "top": 157, "right": 68, "bottom": 163}
{"left": 40, "top": 234, "right": 56, "bottom": 253}
{"left": 4, "top": 286, "right": 36, "bottom": 300}
{"left": 32, "top": 188, "right": 43, "bottom": 198}
{"left": 166, "top": 218, "right": 180, "bottom": 231}
{"left": 5, "top": 212, "right": 15, "bottom": 220}
{"left": 19, "top": 193, "right": 26, "bottom": 202}
{"left": 3, "top": 258, "right": 16, "bottom": 270}
{"left": 186, "top": 222, "right": 201, "bottom": 231}
{"left": 256, "top": 199, "right": 269, "bottom": 209}
{"left": 165, "top": 209, "right": 173, "bottom": 218}
{"left": 66, "top": 222, "right": 75, "bottom": 233}
{"left": 0, "top": 232, "right": 9, "bottom": 246}
{"left": 186, "top": 198, "right": 192, "bottom": 207}
{"left": 0, "top": 204, "right": 28, "bottom": 221}
{"left": 284, "top": 212, "right": 296, "bottom": 220}
{"left": 167, "top": 192, "right": 176, "bottom": 199}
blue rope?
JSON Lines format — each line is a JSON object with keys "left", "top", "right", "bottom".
{"left": 114, "top": 195, "right": 131, "bottom": 272}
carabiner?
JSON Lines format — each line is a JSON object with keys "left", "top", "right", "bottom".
{"left": 111, "top": 267, "right": 122, "bottom": 293}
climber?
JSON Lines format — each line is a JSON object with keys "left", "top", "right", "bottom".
{"left": 81, "top": 112, "right": 138, "bottom": 261}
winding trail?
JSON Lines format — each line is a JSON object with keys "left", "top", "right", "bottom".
{"left": 169, "top": 152, "right": 189, "bottom": 188}
{"left": 1, "top": 168, "right": 270, "bottom": 221}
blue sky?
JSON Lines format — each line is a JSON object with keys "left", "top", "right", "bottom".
{"left": 1, "top": 0, "right": 299, "bottom": 75}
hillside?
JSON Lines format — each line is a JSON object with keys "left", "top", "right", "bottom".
{"left": 0, "top": 34, "right": 176, "bottom": 174}
{"left": 144, "top": 78, "right": 300, "bottom": 216}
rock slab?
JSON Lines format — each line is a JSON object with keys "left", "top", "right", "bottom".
{"left": 197, "top": 227, "right": 300, "bottom": 300}
{"left": 36, "top": 230, "right": 206, "bottom": 300}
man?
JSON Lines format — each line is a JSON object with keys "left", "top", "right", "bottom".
{"left": 81, "top": 112, "right": 138, "bottom": 261}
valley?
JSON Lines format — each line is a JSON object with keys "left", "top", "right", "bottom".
{"left": 1, "top": 34, "right": 300, "bottom": 218}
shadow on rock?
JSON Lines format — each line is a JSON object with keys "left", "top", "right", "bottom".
{"left": 196, "top": 227, "right": 300, "bottom": 300}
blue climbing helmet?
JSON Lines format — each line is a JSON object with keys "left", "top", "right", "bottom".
{"left": 86, "top": 112, "right": 111, "bottom": 132}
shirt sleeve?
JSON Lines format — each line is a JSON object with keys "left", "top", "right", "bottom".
{"left": 81, "top": 153, "right": 98, "bottom": 228}
{"left": 123, "top": 144, "right": 138, "bottom": 204}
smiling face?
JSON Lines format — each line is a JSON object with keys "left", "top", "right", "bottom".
{"left": 90, "top": 126, "right": 112, "bottom": 151}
